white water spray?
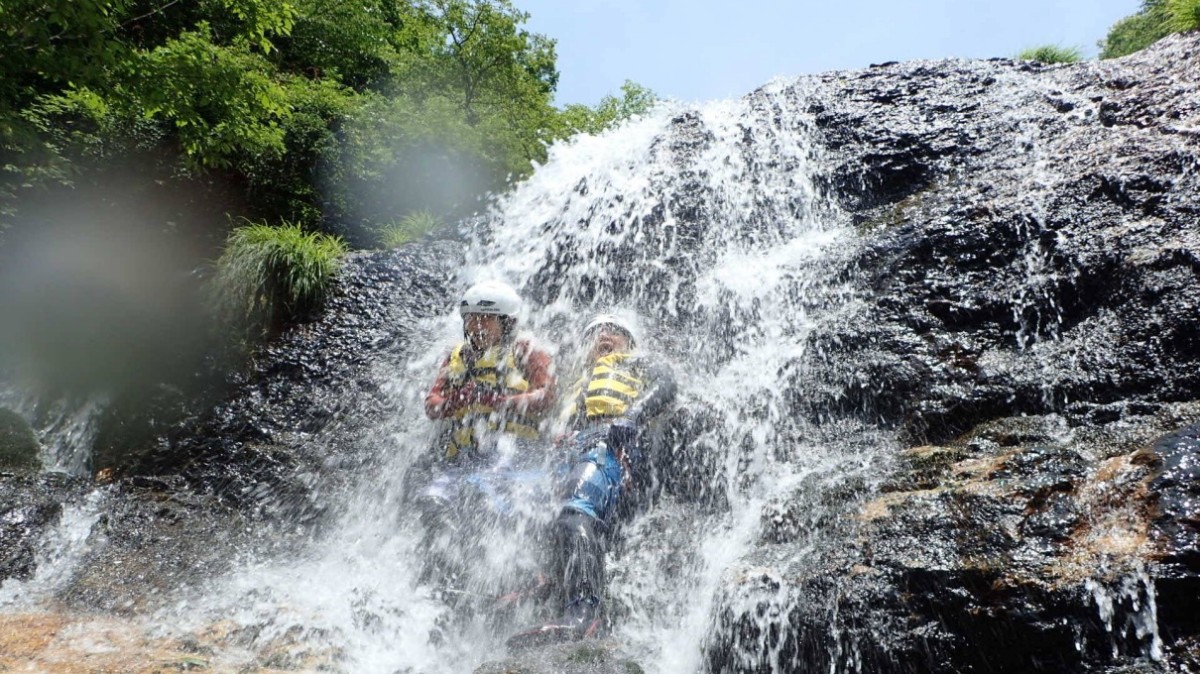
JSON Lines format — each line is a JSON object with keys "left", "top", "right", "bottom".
{"left": 174, "top": 79, "right": 893, "bottom": 674}
{"left": 0, "top": 488, "right": 109, "bottom": 607}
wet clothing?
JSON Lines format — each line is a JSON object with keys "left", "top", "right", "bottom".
{"left": 559, "top": 429, "right": 626, "bottom": 521}
{"left": 560, "top": 352, "right": 677, "bottom": 430}
{"left": 425, "top": 338, "right": 555, "bottom": 459}
{"left": 558, "top": 353, "right": 676, "bottom": 523}
{"left": 551, "top": 351, "right": 676, "bottom": 629}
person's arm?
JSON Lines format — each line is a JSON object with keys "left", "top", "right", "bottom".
{"left": 624, "top": 359, "right": 677, "bottom": 424}
{"left": 498, "top": 342, "right": 557, "bottom": 415}
{"left": 424, "top": 354, "right": 459, "bottom": 419}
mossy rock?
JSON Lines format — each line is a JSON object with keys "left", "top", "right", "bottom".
{"left": 474, "top": 639, "right": 643, "bottom": 674}
{"left": 0, "top": 408, "right": 41, "bottom": 471}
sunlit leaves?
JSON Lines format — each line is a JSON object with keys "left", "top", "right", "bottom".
{"left": 1098, "top": 0, "right": 1196, "bottom": 58}
{"left": 1165, "top": 0, "right": 1200, "bottom": 31}
{"left": 130, "top": 26, "right": 289, "bottom": 168}
{"left": 0, "top": 0, "right": 650, "bottom": 241}
{"left": 554, "top": 80, "right": 659, "bottom": 138}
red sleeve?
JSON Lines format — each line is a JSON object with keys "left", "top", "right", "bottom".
{"left": 424, "top": 353, "right": 455, "bottom": 419}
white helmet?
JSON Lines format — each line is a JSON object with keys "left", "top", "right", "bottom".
{"left": 583, "top": 313, "right": 637, "bottom": 346}
{"left": 459, "top": 280, "right": 521, "bottom": 318}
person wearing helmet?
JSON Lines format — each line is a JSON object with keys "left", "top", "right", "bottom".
{"left": 508, "top": 312, "right": 676, "bottom": 648}
{"left": 415, "top": 281, "right": 557, "bottom": 615}
{"left": 424, "top": 280, "right": 557, "bottom": 460}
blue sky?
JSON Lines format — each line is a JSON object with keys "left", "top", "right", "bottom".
{"left": 519, "top": 0, "right": 1141, "bottom": 105}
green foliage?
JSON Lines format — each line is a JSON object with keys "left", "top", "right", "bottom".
{"left": 0, "top": 0, "right": 575, "bottom": 240}
{"left": 1166, "top": 0, "right": 1200, "bottom": 30}
{"left": 1100, "top": 0, "right": 1174, "bottom": 58}
{"left": 130, "top": 26, "right": 291, "bottom": 168}
{"left": 0, "top": 0, "right": 662, "bottom": 253}
{"left": 1016, "top": 45, "right": 1084, "bottom": 64}
{"left": 211, "top": 221, "right": 346, "bottom": 333}
{"left": 556, "top": 80, "right": 659, "bottom": 137}
{"left": 376, "top": 210, "right": 443, "bottom": 248}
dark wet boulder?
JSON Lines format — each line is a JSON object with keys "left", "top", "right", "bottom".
{"left": 0, "top": 408, "right": 40, "bottom": 471}
{"left": 1148, "top": 422, "right": 1200, "bottom": 570}
{"left": 475, "top": 640, "right": 645, "bottom": 674}
{"left": 706, "top": 405, "right": 1200, "bottom": 673}
{"left": 784, "top": 33, "right": 1200, "bottom": 444}
{"left": 127, "top": 241, "right": 459, "bottom": 519}
{"left": 56, "top": 479, "right": 280, "bottom": 613}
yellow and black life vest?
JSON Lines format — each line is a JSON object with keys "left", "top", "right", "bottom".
{"left": 444, "top": 341, "right": 541, "bottom": 459}
{"left": 561, "top": 352, "right": 645, "bottom": 424}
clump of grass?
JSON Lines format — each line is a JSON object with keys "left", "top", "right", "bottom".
{"left": 376, "top": 210, "right": 442, "bottom": 248}
{"left": 211, "top": 220, "right": 347, "bottom": 335}
{"left": 1016, "top": 45, "right": 1084, "bottom": 64}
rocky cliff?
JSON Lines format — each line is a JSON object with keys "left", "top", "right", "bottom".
{"left": 702, "top": 32, "right": 1200, "bottom": 674}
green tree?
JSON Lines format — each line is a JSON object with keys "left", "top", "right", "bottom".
{"left": 1104, "top": 0, "right": 1171, "bottom": 56}
{"left": 0, "top": 0, "right": 133, "bottom": 226}
{"left": 312, "top": 0, "right": 566, "bottom": 239}
{"left": 0, "top": 0, "right": 653, "bottom": 250}
{"left": 556, "top": 80, "right": 659, "bottom": 138}
{"left": 1165, "top": 0, "right": 1200, "bottom": 30}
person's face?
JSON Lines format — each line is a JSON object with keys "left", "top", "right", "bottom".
{"left": 586, "top": 326, "right": 631, "bottom": 363}
{"left": 464, "top": 313, "right": 504, "bottom": 349}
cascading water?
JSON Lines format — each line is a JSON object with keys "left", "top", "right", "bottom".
{"left": 0, "top": 489, "right": 109, "bottom": 608}
{"left": 0, "top": 384, "right": 107, "bottom": 475}
{"left": 164, "top": 79, "right": 896, "bottom": 673}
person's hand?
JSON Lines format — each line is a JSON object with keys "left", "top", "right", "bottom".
{"left": 443, "top": 382, "right": 477, "bottom": 415}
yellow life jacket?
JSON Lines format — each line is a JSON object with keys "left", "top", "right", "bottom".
{"left": 443, "top": 341, "right": 541, "bottom": 459}
{"left": 561, "top": 352, "right": 644, "bottom": 424}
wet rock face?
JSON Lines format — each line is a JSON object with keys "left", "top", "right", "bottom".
{"left": 475, "top": 640, "right": 645, "bottom": 674}
{"left": 794, "top": 34, "right": 1200, "bottom": 443}
{"left": 0, "top": 408, "right": 40, "bottom": 471}
{"left": 129, "top": 242, "right": 459, "bottom": 516}
{"left": 708, "top": 405, "right": 1200, "bottom": 674}
{"left": 1148, "top": 422, "right": 1200, "bottom": 570}
{"left": 702, "top": 35, "right": 1200, "bottom": 674}
{"left": 0, "top": 241, "right": 460, "bottom": 600}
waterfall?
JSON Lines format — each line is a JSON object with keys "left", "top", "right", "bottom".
{"left": 170, "top": 79, "right": 896, "bottom": 674}
{"left": 468, "top": 85, "right": 891, "bottom": 672}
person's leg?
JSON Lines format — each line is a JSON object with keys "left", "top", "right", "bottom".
{"left": 553, "top": 509, "right": 607, "bottom": 626}
{"left": 551, "top": 443, "right": 626, "bottom": 627}
{"left": 505, "top": 442, "right": 627, "bottom": 648}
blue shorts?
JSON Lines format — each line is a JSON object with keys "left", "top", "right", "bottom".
{"left": 560, "top": 434, "right": 626, "bottom": 523}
